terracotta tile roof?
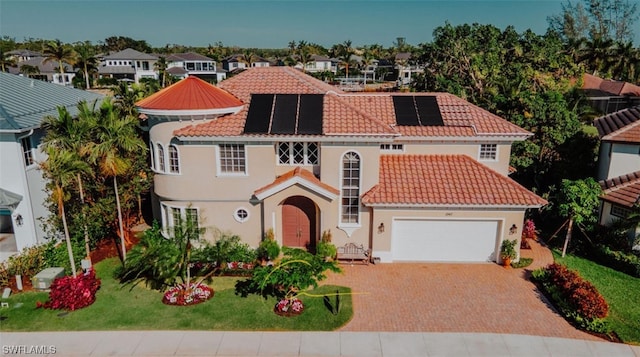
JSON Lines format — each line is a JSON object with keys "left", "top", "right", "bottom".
{"left": 583, "top": 73, "right": 640, "bottom": 96}
{"left": 254, "top": 167, "right": 340, "bottom": 198}
{"left": 361, "top": 155, "right": 547, "bottom": 207}
{"left": 174, "top": 67, "right": 529, "bottom": 138}
{"left": 593, "top": 106, "right": 640, "bottom": 142}
{"left": 136, "top": 76, "right": 243, "bottom": 111}
{"left": 599, "top": 171, "right": 640, "bottom": 208}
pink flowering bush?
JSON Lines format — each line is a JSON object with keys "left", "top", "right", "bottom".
{"left": 162, "top": 282, "right": 213, "bottom": 306}
{"left": 274, "top": 297, "right": 304, "bottom": 315}
{"left": 521, "top": 219, "right": 538, "bottom": 249}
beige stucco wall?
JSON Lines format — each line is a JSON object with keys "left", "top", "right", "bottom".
{"left": 401, "top": 142, "right": 512, "bottom": 175}
{"left": 369, "top": 207, "right": 526, "bottom": 262}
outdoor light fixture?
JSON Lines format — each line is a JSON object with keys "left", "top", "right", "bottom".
{"left": 509, "top": 224, "right": 518, "bottom": 235}
{"left": 378, "top": 222, "right": 385, "bottom": 234}
{"left": 15, "top": 214, "right": 23, "bottom": 227}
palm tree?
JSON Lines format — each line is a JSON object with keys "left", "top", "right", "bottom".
{"left": 42, "top": 103, "right": 97, "bottom": 258}
{"left": 86, "top": 100, "right": 146, "bottom": 262}
{"left": 154, "top": 56, "right": 168, "bottom": 87}
{"left": 339, "top": 40, "right": 354, "bottom": 78}
{"left": 19, "top": 64, "right": 40, "bottom": 78}
{"left": 240, "top": 50, "right": 255, "bottom": 68}
{"left": 40, "top": 147, "right": 91, "bottom": 277}
{"left": 0, "top": 48, "right": 16, "bottom": 72}
{"left": 578, "top": 37, "right": 615, "bottom": 77}
{"left": 74, "top": 41, "right": 98, "bottom": 89}
{"left": 43, "top": 40, "right": 76, "bottom": 83}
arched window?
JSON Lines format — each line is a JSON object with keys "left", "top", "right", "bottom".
{"left": 341, "top": 152, "right": 360, "bottom": 224}
{"left": 168, "top": 145, "right": 180, "bottom": 173}
{"left": 156, "top": 143, "right": 165, "bottom": 172}
{"left": 149, "top": 143, "right": 155, "bottom": 170}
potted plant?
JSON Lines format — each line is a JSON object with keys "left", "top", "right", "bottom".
{"left": 257, "top": 229, "right": 280, "bottom": 264}
{"left": 500, "top": 239, "right": 517, "bottom": 267}
{"left": 316, "top": 230, "right": 337, "bottom": 261}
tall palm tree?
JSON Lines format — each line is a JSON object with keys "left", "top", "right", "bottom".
{"left": 43, "top": 39, "right": 76, "bottom": 83}
{"left": 19, "top": 64, "right": 40, "bottom": 78}
{"left": 86, "top": 100, "right": 145, "bottom": 262}
{"left": 40, "top": 147, "right": 91, "bottom": 277}
{"left": 42, "top": 103, "right": 97, "bottom": 258}
{"left": 578, "top": 37, "right": 615, "bottom": 77}
{"left": 154, "top": 56, "right": 168, "bottom": 87}
{"left": 0, "top": 48, "right": 16, "bottom": 72}
{"left": 74, "top": 41, "right": 98, "bottom": 89}
{"left": 339, "top": 40, "right": 354, "bottom": 78}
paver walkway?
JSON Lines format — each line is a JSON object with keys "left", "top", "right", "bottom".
{"left": 323, "top": 240, "right": 599, "bottom": 341}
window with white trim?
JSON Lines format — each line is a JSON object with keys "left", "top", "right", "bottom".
{"left": 277, "top": 142, "right": 319, "bottom": 165}
{"left": 479, "top": 144, "right": 497, "bottom": 161}
{"left": 341, "top": 152, "right": 360, "bottom": 224}
{"left": 611, "top": 205, "right": 632, "bottom": 218}
{"left": 21, "top": 137, "right": 34, "bottom": 166}
{"left": 161, "top": 204, "right": 200, "bottom": 233}
{"left": 234, "top": 208, "right": 250, "bottom": 223}
{"left": 219, "top": 144, "right": 246, "bottom": 174}
{"left": 156, "top": 143, "right": 165, "bottom": 172}
{"left": 380, "top": 144, "right": 404, "bottom": 152}
{"left": 168, "top": 145, "right": 180, "bottom": 173}
{"left": 149, "top": 143, "right": 155, "bottom": 170}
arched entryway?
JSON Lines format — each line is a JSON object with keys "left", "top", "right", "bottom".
{"left": 282, "top": 196, "right": 317, "bottom": 250}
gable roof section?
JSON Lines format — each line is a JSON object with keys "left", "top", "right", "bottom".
{"left": 254, "top": 167, "right": 339, "bottom": 200}
{"left": 166, "top": 52, "right": 213, "bottom": 62}
{"left": 362, "top": 155, "right": 547, "bottom": 208}
{"left": 593, "top": 106, "right": 640, "bottom": 142}
{"left": 599, "top": 171, "right": 640, "bottom": 208}
{"left": 0, "top": 73, "right": 104, "bottom": 131}
{"left": 136, "top": 76, "right": 243, "bottom": 112}
{"left": 582, "top": 73, "right": 640, "bottom": 97}
{"left": 103, "top": 48, "right": 157, "bottom": 60}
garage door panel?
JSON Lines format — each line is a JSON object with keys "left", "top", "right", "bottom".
{"left": 392, "top": 219, "right": 498, "bottom": 262}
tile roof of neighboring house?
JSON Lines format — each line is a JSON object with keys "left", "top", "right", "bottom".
{"left": 310, "top": 54, "right": 331, "bottom": 61}
{"left": 599, "top": 171, "right": 640, "bottom": 207}
{"left": 166, "top": 67, "right": 188, "bottom": 75}
{"left": 98, "top": 65, "right": 136, "bottom": 74}
{"left": 362, "top": 155, "right": 547, "bottom": 207}
{"left": 173, "top": 67, "right": 530, "bottom": 138}
{"left": 9, "top": 57, "right": 74, "bottom": 74}
{"left": 103, "top": 48, "right": 158, "bottom": 60}
{"left": 136, "top": 75, "right": 243, "bottom": 111}
{"left": 254, "top": 167, "right": 340, "bottom": 200}
{"left": 0, "top": 72, "right": 104, "bottom": 131}
{"left": 593, "top": 106, "right": 640, "bottom": 142}
{"left": 7, "top": 49, "right": 42, "bottom": 58}
{"left": 166, "top": 52, "right": 214, "bottom": 62}
{"left": 582, "top": 73, "right": 640, "bottom": 97}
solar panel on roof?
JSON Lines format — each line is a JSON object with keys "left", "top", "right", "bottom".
{"left": 270, "top": 94, "right": 298, "bottom": 134}
{"left": 244, "top": 94, "right": 274, "bottom": 133}
{"left": 297, "top": 94, "right": 323, "bottom": 134}
{"left": 392, "top": 96, "right": 419, "bottom": 125}
{"left": 415, "top": 96, "right": 444, "bottom": 126}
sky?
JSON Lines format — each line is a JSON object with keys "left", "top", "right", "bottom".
{"left": 1, "top": 0, "right": 635, "bottom": 49}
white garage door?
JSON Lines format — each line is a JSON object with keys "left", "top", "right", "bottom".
{"left": 392, "top": 219, "right": 499, "bottom": 262}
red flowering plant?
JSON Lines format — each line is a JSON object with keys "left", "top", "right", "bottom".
{"left": 37, "top": 269, "right": 101, "bottom": 311}
{"left": 521, "top": 219, "right": 537, "bottom": 249}
{"left": 274, "top": 297, "right": 304, "bottom": 315}
{"left": 162, "top": 282, "right": 213, "bottom": 306}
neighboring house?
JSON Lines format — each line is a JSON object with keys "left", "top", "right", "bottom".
{"left": 98, "top": 48, "right": 158, "bottom": 83}
{"left": 0, "top": 73, "right": 103, "bottom": 261}
{"left": 594, "top": 107, "right": 640, "bottom": 247}
{"left": 295, "top": 54, "right": 336, "bottom": 74}
{"left": 222, "top": 54, "right": 271, "bottom": 72}
{"left": 165, "top": 52, "right": 226, "bottom": 82}
{"left": 7, "top": 49, "right": 43, "bottom": 62}
{"left": 8, "top": 56, "right": 76, "bottom": 86}
{"left": 136, "top": 67, "right": 546, "bottom": 264}
{"left": 582, "top": 73, "right": 640, "bottom": 114}
{"left": 251, "top": 56, "right": 271, "bottom": 68}
{"left": 395, "top": 52, "right": 424, "bottom": 86}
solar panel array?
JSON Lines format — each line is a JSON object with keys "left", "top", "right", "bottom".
{"left": 244, "top": 94, "right": 324, "bottom": 134}
{"left": 392, "top": 96, "right": 444, "bottom": 126}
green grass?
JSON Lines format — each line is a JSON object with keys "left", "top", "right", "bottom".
{"left": 553, "top": 250, "right": 640, "bottom": 344}
{"left": 0, "top": 258, "right": 352, "bottom": 331}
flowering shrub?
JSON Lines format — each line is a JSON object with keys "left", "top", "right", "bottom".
{"left": 274, "top": 298, "right": 304, "bottom": 315}
{"left": 533, "top": 263, "right": 609, "bottom": 332}
{"left": 521, "top": 219, "right": 537, "bottom": 249}
{"left": 162, "top": 282, "right": 213, "bottom": 306}
{"left": 38, "top": 270, "right": 101, "bottom": 311}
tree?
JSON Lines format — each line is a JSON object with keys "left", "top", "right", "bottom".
{"left": 338, "top": 40, "right": 354, "bottom": 78}
{"left": 86, "top": 100, "right": 146, "bottom": 262}
{"left": 556, "top": 178, "right": 602, "bottom": 256}
{"left": 548, "top": 0, "right": 639, "bottom": 42}
{"left": 154, "top": 56, "right": 168, "bottom": 88}
{"left": 0, "top": 48, "right": 16, "bottom": 72}
{"left": 40, "top": 147, "right": 91, "bottom": 277}
{"left": 43, "top": 39, "right": 75, "bottom": 81}
{"left": 19, "top": 64, "right": 40, "bottom": 77}
{"left": 42, "top": 103, "right": 98, "bottom": 258}
{"left": 73, "top": 41, "right": 98, "bottom": 89}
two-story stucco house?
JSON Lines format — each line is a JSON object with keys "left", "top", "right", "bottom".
{"left": 594, "top": 106, "right": 640, "bottom": 246}
{"left": 136, "top": 67, "right": 546, "bottom": 263}
{"left": 0, "top": 73, "right": 103, "bottom": 261}
{"left": 165, "top": 52, "right": 226, "bottom": 83}
{"left": 98, "top": 48, "right": 158, "bottom": 83}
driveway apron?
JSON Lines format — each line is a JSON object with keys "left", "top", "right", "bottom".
{"left": 323, "top": 240, "right": 601, "bottom": 341}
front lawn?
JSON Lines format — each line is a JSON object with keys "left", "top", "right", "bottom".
{"left": 0, "top": 258, "right": 352, "bottom": 331}
{"left": 553, "top": 251, "right": 640, "bottom": 344}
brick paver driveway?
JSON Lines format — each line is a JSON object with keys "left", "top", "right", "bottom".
{"left": 323, "top": 241, "right": 600, "bottom": 341}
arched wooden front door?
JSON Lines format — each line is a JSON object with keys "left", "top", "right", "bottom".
{"left": 282, "top": 196, "right": 316, "bottom": 250}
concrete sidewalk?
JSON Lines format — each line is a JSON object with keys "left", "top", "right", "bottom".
{"left": 1, "top": 331, "right": 639, "bottom": 356}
